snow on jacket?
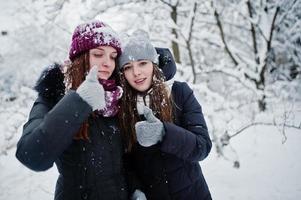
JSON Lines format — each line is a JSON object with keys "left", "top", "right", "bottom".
{"left": 15, "top": 64, "right": 128, "bottom": 200}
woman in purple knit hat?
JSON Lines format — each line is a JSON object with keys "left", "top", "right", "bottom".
{"left": 15, "top": 20, "right": 146, "bottom": 200}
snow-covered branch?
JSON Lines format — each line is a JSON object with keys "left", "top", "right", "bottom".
{"left": 213, "top": 9, "right": 238, "bottom": 66}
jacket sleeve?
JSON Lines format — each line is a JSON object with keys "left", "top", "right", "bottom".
{"left": 15, "top": 91, "right": 92, "bottom": 171}
{"left": 123, "top": 152, "right": 144, "bottom": 195}
{"left": 160, "top": 82, "right": 212, "bottom": 162}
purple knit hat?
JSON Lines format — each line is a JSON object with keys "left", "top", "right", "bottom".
{"left": 69, "top": 20, "right": 122, "bottom": 61}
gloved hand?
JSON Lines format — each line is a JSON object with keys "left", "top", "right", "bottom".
{"left": 76, "top": 66, "right": 105, "bottom": 111}
{"left": 135, "top": 106, "right": 165, "bottom": 147}
{"left": 131, "top": 189, "right": 147, "bottom": 200}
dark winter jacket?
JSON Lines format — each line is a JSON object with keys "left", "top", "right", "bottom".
{"left": 129, "top": 50, "right": 212, "bottom": 199}
{"left": 15, "top": 64, "right": 128, "bottom": 200}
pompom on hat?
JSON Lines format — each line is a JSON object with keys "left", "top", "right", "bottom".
{"left": 69, "top": 20, "right": 122, "bottom": 61}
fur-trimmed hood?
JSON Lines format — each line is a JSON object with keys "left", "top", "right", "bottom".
{"left": 155, "top": 47, "right": 177, "bottom": 81}
{"left": 34, "top": 63, "right": 65, "bottom": 102}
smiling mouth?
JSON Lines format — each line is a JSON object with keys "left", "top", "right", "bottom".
{"left": 134, "top": 78, "right": 146, "bottom": 85}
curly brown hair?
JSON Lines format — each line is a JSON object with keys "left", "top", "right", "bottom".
{"left": 64, "top": 52, "right": 119, "bottom": 140}
{"left": 118, "top": 64, "right": 173, "bottom": 152}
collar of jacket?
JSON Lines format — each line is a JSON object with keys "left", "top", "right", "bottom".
{"left": 136, "top": 77, "right": 175, "bottom": 115}
{"left": 34, "top": 63, "right": 65, "bottom": 103}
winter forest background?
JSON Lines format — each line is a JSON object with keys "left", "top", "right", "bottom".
{"left": 0, "top": 0, "right": 301, "bottom": 199}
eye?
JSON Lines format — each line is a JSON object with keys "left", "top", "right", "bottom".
{"left": 140, "top": 61, "right": 148, "bottom": 66}
{"left": 93, "top": 53, "right": 103, "bottom": 57}
{"left": 111, "top": 55, "right": 117, "bottom": 60}
{"left": 123, "top": 65, "right": 131, "bottom": 71}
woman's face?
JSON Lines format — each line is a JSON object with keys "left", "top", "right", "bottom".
{"left": 123, "top": 60, "right": 154, "bottom": 92}
{"left": 89, "top": 46, "right": 117, "bottom": 80}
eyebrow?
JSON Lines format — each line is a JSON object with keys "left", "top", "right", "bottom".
{"left": 124, "top": 63, "right": 132, "bottom": 67}
{"left": 95, "top": 47, "right": 117, "bottom": 54}
{"left": 95, "top": 47, "right": 104, "bottom": 51}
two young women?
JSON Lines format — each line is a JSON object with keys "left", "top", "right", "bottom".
{"left": 16, "top": 21, "right": 212, "bottom": 200}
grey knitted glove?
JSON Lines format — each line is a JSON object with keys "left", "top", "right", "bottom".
{"left": 135, "top": 106, "right": 165, "bottom": 147}
{"left": 76, "top": 66, "right": 105, "bottom": 111}
{"left": 131, "top": 189, "right": 147, "bottom": 200}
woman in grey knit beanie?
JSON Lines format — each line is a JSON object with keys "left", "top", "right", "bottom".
{"left": 118, "top": 30, "right": 212, "bottom": 200}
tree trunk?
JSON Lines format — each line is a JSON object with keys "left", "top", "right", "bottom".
{"left": 171, "top": 5, "right": 181, "bottom": 64}
{"left": 258, "top": 94, "right": 266, "bottom": 111}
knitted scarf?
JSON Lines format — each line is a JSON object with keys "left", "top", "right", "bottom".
{"left": 98, "top": 79, "right": 123, "bottom": 117}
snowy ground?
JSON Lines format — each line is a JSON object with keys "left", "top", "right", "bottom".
{"left": 1, "top": 124, "right": 300, "bottom": 200}
{"left": 204, "top": 125, "right": 301, "bottom": 200}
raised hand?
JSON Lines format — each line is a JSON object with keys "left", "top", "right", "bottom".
{"left": 76, "top": 66, "right": 105, "bottom": 111}
{"left": 135, "top": 106, "right": 165, "bottom": 147}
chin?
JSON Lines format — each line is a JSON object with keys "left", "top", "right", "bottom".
{"left": 99, "top": 76, "right": 109, "bottom": 80}
{"left": 136, "top": 86, "right": 149, "bottom": 93}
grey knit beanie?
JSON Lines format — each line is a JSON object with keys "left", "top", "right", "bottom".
{"left": 118, "top": 30, "right": 158, "bottom": 70}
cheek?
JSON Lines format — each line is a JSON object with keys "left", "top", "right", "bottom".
{"left": 124, "top": 73, "right": 136, "bottom": 88}
{"left": 146, "top": 77, "right": 153, "bottom": 88}
{"left": 109, "top": 62, "right": 116, "bottom": 72}
{"left": 124, "top": 73, "right": 131, "bottom": 83}
{"left": 146, "top": 68, "right": 154, "bottom": 79}
{"left": 89, "top": 57, "right": 97, "bottom": 68}
{"left": 89, "top": 56, "right": 106, "bottom": 67}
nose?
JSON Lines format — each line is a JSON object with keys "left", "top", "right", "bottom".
{"left": 132, "top": 64, "right": 141, "bottom": 76}
{"left": 102, "top": 55, "right": 114, "bottom": 68}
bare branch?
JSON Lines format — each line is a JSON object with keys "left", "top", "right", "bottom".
{"left": 247, "top": 0, "right": 260, "bottom": 65}
{"left": 214, "top": 9, "right": 239, "bottom": 66}
{"left": 258, "top": 6, "right": 280, "bottom": 89}
{"left": 170, "top": 2, "right": 181, "bottom": 63}
{"left": 159, "top": 0, "right": 173, "bottom": 7}
{"left": 277, "top": 0, "right": 298, "bottom": 25}
{"left": 267, "top": 7, "right": 280, "bottom": 51}
{"left": 229, "top": 121, "right": 301, "bottom": 139}
{"left": 244, "top": 72, "right": 260, "bottom": 89}
{"left": 186, "top": 2, "right": 198, "bottom": 83}
{"left": 253, "top": 24, "right": 268, "bottom": 42}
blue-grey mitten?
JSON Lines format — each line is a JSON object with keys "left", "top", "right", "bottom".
{"left": 135, "top": 106, "right": 165, "bottom": 147}
{"left": 131, "top": 189, "right": 147, "bottom": 200}
{"left": 76, "top": 66, "right": 105, "bottom": 111}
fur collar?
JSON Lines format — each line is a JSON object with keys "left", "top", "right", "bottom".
{"left": 34, "top": 63, "right": 65, "bottom": 102}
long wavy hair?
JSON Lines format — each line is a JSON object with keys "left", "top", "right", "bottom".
{"left": 64, "top": 52, "right": 119, "bottom": 140}
{"left": 118, "top": 64, "right": 173, "bottom": 152}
